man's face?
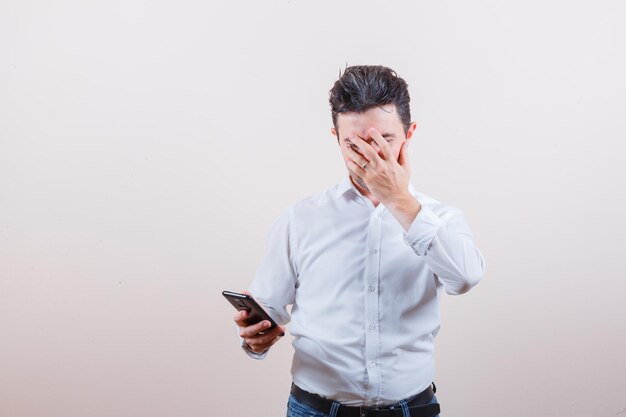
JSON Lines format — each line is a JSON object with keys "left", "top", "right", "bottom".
{"left": 330, "top": 104, "right": 417, "bottom": 192}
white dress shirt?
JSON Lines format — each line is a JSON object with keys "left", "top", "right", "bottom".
{"left": 239, "top": 174, "right": 486, "bottom": 406}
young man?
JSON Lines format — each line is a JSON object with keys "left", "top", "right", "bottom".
{"left": 233, "top": 65, "right": 486, "bottom": 417}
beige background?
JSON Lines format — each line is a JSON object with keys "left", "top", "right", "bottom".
{"left": 1, "top": 0, "right": 625, "bottom": 416}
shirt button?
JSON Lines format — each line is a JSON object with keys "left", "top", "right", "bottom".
{"left": 368, "top": 285, "right": 376, "bottom": 292}
{"left": 369, "top": 323, "right": 376, "bottom": 330}
{"left": 372, "top": 249, "right": 379, "bottom": 254}
{"left": 369, "top": 361, "right": 377, "bottom": 367}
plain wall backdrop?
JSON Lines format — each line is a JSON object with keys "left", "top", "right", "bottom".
{"left": 1, "top": 0, "right": 625, "bottom": 416}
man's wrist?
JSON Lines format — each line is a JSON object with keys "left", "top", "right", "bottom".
{"left": 385, "top": 191, "right": 420, "bottom": 213}
{"left": 385, "top": 192, "right": 422, "bottom": 231}
{"left": 244, "top": 341, "right": 268, "bottom": 355}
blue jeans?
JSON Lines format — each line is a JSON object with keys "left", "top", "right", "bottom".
{"left": 286, "top": 392, "right": 440, "bottom": 417}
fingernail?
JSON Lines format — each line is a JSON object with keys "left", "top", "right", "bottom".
{"left": 264, "top": 321, "right": 270, "bottom": 327}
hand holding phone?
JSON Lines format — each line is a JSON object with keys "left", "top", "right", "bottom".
{"left": 225, "top": 290, "right": 286, "bottom": 354}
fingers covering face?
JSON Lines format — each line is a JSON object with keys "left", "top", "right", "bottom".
{"left": 367, "top": 127, "right": 392, "bottom": 160}
{"left": 350, "top": 135, "right": 380, "bottom": 163}
{"left": 345, "top": 143, "right": 369, "bottom": 170}
{"left": 350, "top": 129, "right": 391, "bottom": 162}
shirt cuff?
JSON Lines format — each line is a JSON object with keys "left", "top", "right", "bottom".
{"left": 402, "top": 206, "right": 443, "bottom": 256}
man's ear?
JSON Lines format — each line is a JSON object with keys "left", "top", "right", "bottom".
{"left": 331, "top": 127, "right": 338, "bottom": 144}
{"left": 398, "top": 122, "right": 418, "bottom": 163}
{"left": 406, "top": 122, "right": 417, "bottom": 140}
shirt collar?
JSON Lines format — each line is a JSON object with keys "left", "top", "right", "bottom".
{"left": 335, "top": 173, "right": 418, "bottom": 199}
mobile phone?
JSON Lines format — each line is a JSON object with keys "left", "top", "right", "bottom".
{"left": 222, "top": 290, "right": 278, "bottom": 334}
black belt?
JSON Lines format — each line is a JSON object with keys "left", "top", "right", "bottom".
{"left": 290, "top": 382, "right": 441, "bottom": 417}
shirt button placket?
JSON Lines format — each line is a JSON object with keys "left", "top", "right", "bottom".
{"left": 363, "top": 208, "right": 383, "bottom": 401}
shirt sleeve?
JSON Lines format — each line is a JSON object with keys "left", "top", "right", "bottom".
{"left": 238, "top": 206, "right": 298, "bottom": 359}
{"left": 402, "top": 205, "right": 486, "bottom": 295}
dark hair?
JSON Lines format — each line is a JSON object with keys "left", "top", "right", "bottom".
{"left": 329, "top": 65, "right": 411, "bottom": 136}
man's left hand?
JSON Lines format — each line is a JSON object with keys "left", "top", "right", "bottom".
{"left": 346, "top": 127, "right": 412, "bottom": 205}
{"left": 346, "top": 127, "right": 422, "bottom": 231}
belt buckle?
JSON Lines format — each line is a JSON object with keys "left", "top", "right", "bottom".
{"left": 359, "top": 405, "right": 391, "bottom": 417}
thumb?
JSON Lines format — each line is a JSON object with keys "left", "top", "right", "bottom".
{"left": 398, "top": 141, "right": 410, "bottom": 168}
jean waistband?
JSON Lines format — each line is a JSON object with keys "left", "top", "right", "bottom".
{"left": 290, "top": 382, "right": 439, "bottom": 417}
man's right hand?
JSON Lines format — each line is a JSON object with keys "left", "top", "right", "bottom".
{"left": 233, "top": 291, "right": 286, "bottom": 354}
